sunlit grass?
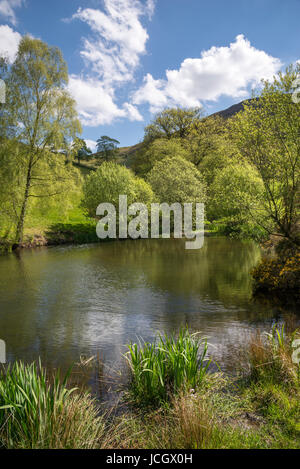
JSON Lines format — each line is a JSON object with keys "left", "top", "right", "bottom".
{"left": 0, "top": 361, "right": 104, "bottom": 449}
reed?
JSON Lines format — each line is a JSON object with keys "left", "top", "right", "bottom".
{"left": 0, "top": 361, "right": 104, "bottom": 449}
{"left": 125, "top": 327, "right": 211, "bottom": 407}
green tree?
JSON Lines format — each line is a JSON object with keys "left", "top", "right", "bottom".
{"left": 0, "top": 36, "right": 81, "bottom": 244}
{"left": 209, "top": 163, "right": 266, "bottom": 238}
{"left": 72, "top": 138, "right": 92, "bottom": 164}
{"left": 83, "top": 162, "right": 153, "bottom": 218}
{"left": 147, "top": 156, "right": 206, "bottom": 205}
{"left": 144, "top": 107, "right": 202, "bottom": 142}
{"left": 231, "top": 64, "right": 300, "bottom": 246}
{"left": 184, "top": 115, "right": 228, "bottom": 167}
{"left": 96, "top": 136, "right": 120, "bottom": 162}
{"left": 131, "top": 138, "right": 189, "bottom": 177}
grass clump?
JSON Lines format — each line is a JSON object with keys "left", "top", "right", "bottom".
{"left": 0, "top": 361, "right": 104, "bottom": 449}
{"left": 125, "top": 327, "right": 211, "bottom": 408}
{"left": 247, "top": 324, "right": 300, "bottom": 386}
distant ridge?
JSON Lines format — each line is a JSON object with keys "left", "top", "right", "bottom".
{"left": 211, "top": 97, "right": 258, "bottom": 119}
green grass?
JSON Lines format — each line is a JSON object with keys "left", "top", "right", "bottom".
{"left": 0, "top": 361, "right": 73, "bottom": 447}
{"left": 125, "top": 327, "right": 211, "bottom": 408}
{"left": 21, "top": 205, "right": 100, "bottom": 246}
{"left": 0, "top": 361, "right": 105, "bottom": 449}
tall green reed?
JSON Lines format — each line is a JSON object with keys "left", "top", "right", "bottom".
{"left": 0, "top": 360, "right": 75, "bottom": 448}
{"left": 125, "top": 327, "right": 211, "bottom": 407}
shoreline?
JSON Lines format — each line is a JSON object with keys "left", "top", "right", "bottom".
{"left": 0, "top": 229, "right": 219, "bottom": 253}
{"left": 0, "top": 321, "right": 299, "bottom": 449}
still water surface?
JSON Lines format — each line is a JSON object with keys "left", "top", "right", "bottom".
{"left": 0, "top": 238, "right": 293, "bottom": 384}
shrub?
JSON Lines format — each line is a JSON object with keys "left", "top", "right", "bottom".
{"left": 147, "top": 156, "right": 206, "bottom": 205}
{"left": 252, "top": 254, "right": 300, "bottom": 295}
{"left": 83, "top": 162, "right": 154, "bottom": 218}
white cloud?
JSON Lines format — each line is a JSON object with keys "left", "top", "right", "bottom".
{"left": 68, "top": 75, "right": 143, "bottom": 126}
{"left": 133, "top": 35, "right": 282, "bottom": 113}
{"left": 146, "top": 0, "right": 156, "bottom": 19}
{"left": 133, "top": 73, "right": 169, "bottom": 112}
{"left": 0, "top": 0, "right": 24, "bottom": 26}
{"left": 68, "top": 0, "right": 153, "bottom": 127}
{"left": 84, "top": 139, "right": 97, "bottom": 153}
{"left": 0, "top": 25, "right": 21, "bottom": 62}
{"left": 72, "top": 0, "right": 151, "bottom": 85}
{"left": 123, "top": 102, "right": 143, "bottom": 122}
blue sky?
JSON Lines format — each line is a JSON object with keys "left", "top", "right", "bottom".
{"left": 0, "top": 0, "right": 299, "bottom": 149}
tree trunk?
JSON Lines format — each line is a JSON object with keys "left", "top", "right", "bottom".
{"left": 15, "top": 160, "right": 32, "bottom": 245}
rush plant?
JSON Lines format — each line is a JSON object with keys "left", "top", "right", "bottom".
{"left": 125, "top": 328, "right": 211, "bottom": 407}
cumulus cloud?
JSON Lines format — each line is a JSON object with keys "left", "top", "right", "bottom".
{"left": 68, "top": 75, "right": 143, "bottom": 126}
{"left": 84, "top": 139, "right": 97, "bottom": 153}
{"left": 0, "top": 25, "right": 21, "bottom": 62}
{"left": 72, "top": 0, "right": 152, "bottom": 85}
{"left": 0, "top": 0, "right": 24, "bottom": 26}
{"left": 69, "top": 0, "right": 153, "bottom": 126}
{"left": 133, "top": 35, "right": 282, "bottom": 113}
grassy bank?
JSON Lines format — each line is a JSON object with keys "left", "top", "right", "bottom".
{"left": 0, "top": 206, "right": 99, "bottom": 250}
{"left": 2, "top": 206, "right": 220, "bottom": 250}
{"left": 0, "top": 323, "right": 299, "bottom": 449}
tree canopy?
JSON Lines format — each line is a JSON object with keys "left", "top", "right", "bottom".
{"left": 144, "top": 107, "right": 202, "bottom": 142}
{"left": 0, "top": 36, "right": 81, "bottom": 243}
{"left": 231, "top": 64, "right": 300, "bottom": 245}
{"left": 147, "top": 156, "right": 206, "bottom": 205}
{"left": 96, "top": 136, "right": 120, "bottom": 162}
{"left": 83, "top": 162, "right": 154, "bottom": 218}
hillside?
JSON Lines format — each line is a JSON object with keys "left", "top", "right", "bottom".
{"left": 81, "top": 98, "right": 254, "bottom": 170}
{"left": 113, "top": 98, "right": 255, "bottom": 162}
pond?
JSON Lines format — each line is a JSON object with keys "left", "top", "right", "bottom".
{"left": 0, "top": 237, "right": 294, "bottom": 395}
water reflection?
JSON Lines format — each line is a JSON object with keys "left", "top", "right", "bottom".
{"left": 0, "top": 238, "right": 294, "bottom": 381}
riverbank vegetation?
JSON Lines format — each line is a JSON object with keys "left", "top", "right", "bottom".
{"left": 0, "top": 324, "right": 299, "bottom": 449}
{"left": 0, "top": 37, "right": 299, "bottom": 293}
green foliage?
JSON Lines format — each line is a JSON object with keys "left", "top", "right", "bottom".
{"left": 0, "top": 322, "right": 299, "bottom": 449}
{"left": 0, "top": 141, "right": 83, "bottom": 242}
{"left": 0, "top": 36, "right": 81, "bottom": 244}
{"left": 144, "top": 107, "right": 202, "bottom": 141}
{"left": 198, "top": 137, "right": 239, "bottom": 186}
{"left": 0, "top": 361, "right": 104, "bottom": 449}
{"left": 247, "top": 324, "right": 300, "bottom": 388}
{"left": 45, "top": 222, "right": 98, "bottom": 245}
{"left": 208, "top": 162, "right": 267, "bottom": 239}
{"left": 231, "top": 64, "right": 300, "bottom": 245}
{"left": 96, "top": 135, "right": 120, "bottom": 162}
{"left": 147, "top": 156, "right": 206, "bottom": 205}
{"left": 72, "top": 138, "right": 92, "bottom": 163}
{"left": 184, "top": 115, "right": 228, "bottom": 167}
{"left": 209, "top": 163, "right": 264, "bottom": 218}
{"left": 0, "top": 361, "right": 73, "bottom": 447}
{"left": 125, "top": 328, "right": 211, "bottom": 408}
{"left": 131, "top": 138, "right": 189, "bottom": 178}
{"left": 83, "top": 161, "right": 154, "bottom": 217}
{"left": 252, "top": 253, "right": 300, "bottom": 296}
